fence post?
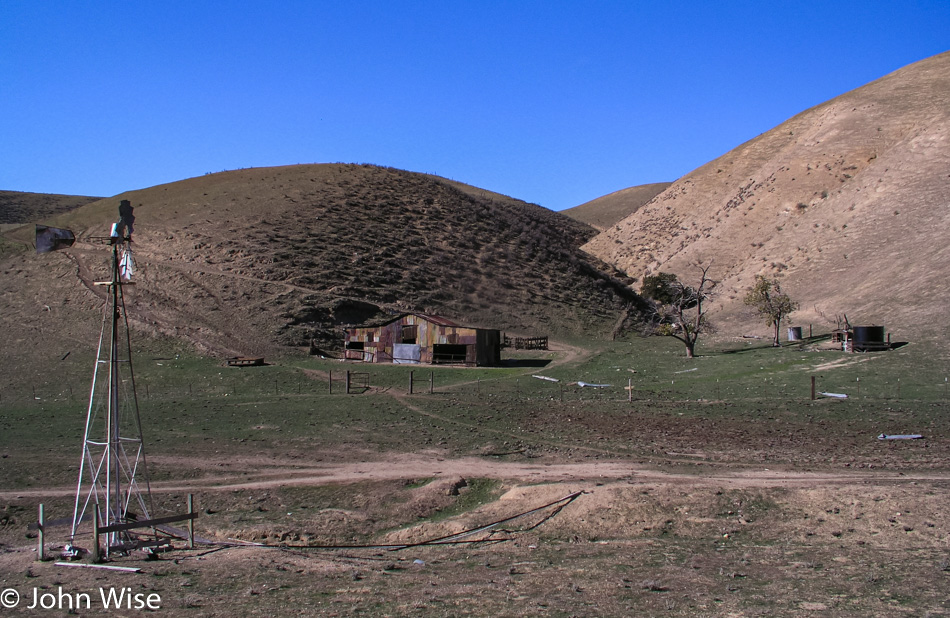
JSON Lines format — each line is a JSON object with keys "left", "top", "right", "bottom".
{"left": 811, "top": 376, "right": 816, "bottom": 401}
{"left": 328, "top": 370, "right": 332, "bottom": 394}
{"left": 628, "top": 378, "right": 632, "bottom": 403}
{"left": 345, "top": 371, "right": 351, "bottom": 394}
{"left": 37, "top": 504, "right": 45, "bottom": 561}
{"left": 429, "top": 371, "right": 434, "bottom": 395}
{"left": 187, "top": 494, "right": 195, "bottom": 550}
{"left": 92, "top": 510, "right": 101, "bottom": 563}
{"left": 409, "top": 370, "right": 414, "bottom": 395}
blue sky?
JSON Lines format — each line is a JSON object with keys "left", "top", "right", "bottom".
{"left": 1, "top": 2, "right": 948, "bottom": 211}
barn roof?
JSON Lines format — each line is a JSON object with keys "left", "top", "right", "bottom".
{"left": 349, "top": 313, "right": 461, "bottom": 329}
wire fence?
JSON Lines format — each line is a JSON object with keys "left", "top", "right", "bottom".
{"left": 3, "top": 368, "right": 949, "bottom": 407}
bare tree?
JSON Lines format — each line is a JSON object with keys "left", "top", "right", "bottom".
{"left": 640, "top": 264, "right": 715, "bottom": 358}
{"left": 744, "top": 275, "right": 799, "bottom": 346}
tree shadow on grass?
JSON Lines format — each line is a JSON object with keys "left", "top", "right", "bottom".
{"left": 720, "top": 334, "right": 832, "bottom": 355}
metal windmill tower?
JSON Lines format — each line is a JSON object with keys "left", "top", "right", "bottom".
{"left": 69, "top": 200, "right": 155, "bottom": 555}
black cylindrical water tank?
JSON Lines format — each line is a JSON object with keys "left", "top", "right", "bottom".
{"left": 853, "top": 326, "right": 885, "bottom": 344}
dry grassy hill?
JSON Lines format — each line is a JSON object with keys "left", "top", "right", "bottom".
{"left": 583, "top": 51, "right": 950, "bottom": 341}
{"left": 0, "top": 190, "right": 100, "bottom": 224}
{"left": 0, "top": 164, "right": 643, "bottom": 372}
{"left": 561, "top": 182, "right": 671, "bottom": 231}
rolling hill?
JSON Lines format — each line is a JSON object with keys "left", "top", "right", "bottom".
{"left": 0, "top": 190, "right": 100, "bottom": 225}
{"left": 582, "top": 51, "right": 950, "bottom": 342}
{"left": 0, "top": 164, "right": 644, "bottom": 377}
{"left": 6, "top": 50, "right": 947, "bottom": 370}
{"left": 561, "top": 182, "right": 671, "bottom": 231}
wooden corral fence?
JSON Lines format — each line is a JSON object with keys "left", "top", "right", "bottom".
{"left": 328, "top": 370, "right": 370, "bottom": 394}
{"left": 504, "top": 335, "right": 548, "bottom": 350}
{"left": 409, "top": 370, "right": 435, "bottom": 395}
{"left": 346, "top": 371, "right": 370, "bottom": 393}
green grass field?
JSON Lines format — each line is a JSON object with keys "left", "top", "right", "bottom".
{"left": 2, "top": 333, "right": 947, "bottom": 490}
{"left": 3, "top": 333, "right": 950, "bottom": 616}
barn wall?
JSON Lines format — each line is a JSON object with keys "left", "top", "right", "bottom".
{"left": 476, "top": 329, "right": 502, "bottom": 366}
{"left": 345, "top": 314, "right": 500, "bottom": 365}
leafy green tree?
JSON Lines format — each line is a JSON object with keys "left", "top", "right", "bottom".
{"left": 639, "top": 272, "right": 682, "bottom": 306}
{"left": 744, "top": 275, "right": 799, "bottom": 347}
{"left": 640, "top": 265, "right": 714, "bottom": 358}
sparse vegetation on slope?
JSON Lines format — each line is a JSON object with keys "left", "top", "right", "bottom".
{"left": 0, "top": 164, "right": 646, "bottom": 364}
{"left": 561, "top": 182, "right": 671, "bottom": 231}
{"left": 0, "top": 190, "right": 100, "bottom": 224}
{"left": 583, "top": 51, "right": 950, "bottom": 342}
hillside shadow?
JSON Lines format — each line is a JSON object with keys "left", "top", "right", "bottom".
{"left": 500, "top": 358, "right": 552, "bottom": 368}
{"left": 720, "top": 334, "right": 832, "bottom": 355}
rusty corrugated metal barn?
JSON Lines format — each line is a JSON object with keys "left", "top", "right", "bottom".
{"left": 344, "top": 313, "right": 501, "bottom": 366}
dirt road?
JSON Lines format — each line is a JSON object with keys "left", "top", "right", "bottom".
{"left": 3, "top": 453, "right": 945, "bottom": 500}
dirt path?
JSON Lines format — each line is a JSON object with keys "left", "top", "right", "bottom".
{"left": 808, "top": 354, "right": 883, "bottom": 372}
{"left": 544, "top": 340, "right": 591, "bottom": 368}
{"left": 4, "top": 454, "right": 947, "bottom": 500}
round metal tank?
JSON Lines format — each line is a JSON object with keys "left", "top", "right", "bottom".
{"left": 853, "top": 325, "right": 887, "bottom": 351}
{"left": 853, "top": 326, "right": 885, "bottom": 344}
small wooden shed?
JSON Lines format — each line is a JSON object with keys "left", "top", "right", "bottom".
{"left": 344, "top": 313, "right": 501, "bottom": 366}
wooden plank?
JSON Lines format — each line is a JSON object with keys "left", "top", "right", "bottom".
{"left": 227, "top": 357, "right": 264, "bottom": 367}
{"left": 98, "top": 511, "right": 196, "bottom": 534}
{"left": 29, "top": 514, "right": 91, "bottom": 531}
{"left": 55, "top": 562, "right": 142, "bottom": 573}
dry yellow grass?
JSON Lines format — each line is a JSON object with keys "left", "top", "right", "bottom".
{"left": 583, "top": 51, "right": 950, "bottom": 342}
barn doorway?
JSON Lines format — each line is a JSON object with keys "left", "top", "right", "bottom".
{"left": 433, "top": 344, "right": 469, "bottom": 364}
